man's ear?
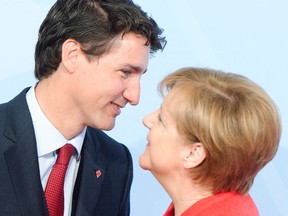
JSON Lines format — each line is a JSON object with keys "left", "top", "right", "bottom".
{"left": 61, "top": 39, "right": 80, "bottom": 73}
{"left": 183, "top": 142, "right": 206, "bottom": 169}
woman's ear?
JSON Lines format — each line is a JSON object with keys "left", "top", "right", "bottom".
{"left": 61, "top": 39, "right": 80, "bottom": 73}
{"left": 183, "top": 142, "right": 206, "bottom": 169}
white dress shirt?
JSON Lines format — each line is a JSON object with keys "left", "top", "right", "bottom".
{"left": 26, "top": 85, "right": 86, "bottom": 216}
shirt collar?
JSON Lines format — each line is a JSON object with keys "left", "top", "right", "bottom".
{"left": 26, "top": 84, "right": 86, "bottom": 159}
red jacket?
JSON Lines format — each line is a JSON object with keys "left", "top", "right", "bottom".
{"left": 164, "top": 192, "right": 259, "bottom": 216}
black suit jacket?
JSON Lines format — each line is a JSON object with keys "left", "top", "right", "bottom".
{"left": 0, "top": 88, "right": 133, "bottom": 216}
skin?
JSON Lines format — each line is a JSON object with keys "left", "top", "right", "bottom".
{"left": 139, "top": 93, "right": 210, "bottom": 216}
{"left": 35, "top": 32, "right": 150, "bottom": 140}
{"left": 139, "top": 103, "right": 187, "bottom": 175}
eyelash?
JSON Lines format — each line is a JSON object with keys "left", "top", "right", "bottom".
{"left": 157, "top": 114, "right": 162, "bottom": 122}
{"left": 121, "top": 70, "right": 131, "bottom": 77}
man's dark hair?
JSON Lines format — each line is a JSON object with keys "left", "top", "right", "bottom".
{"left": 35, "top": 0, "right": 166, "bottom": 80}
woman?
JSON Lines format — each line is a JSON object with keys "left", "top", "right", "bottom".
{"left": 139, "top": 67, "right": 281, "bottom": 216}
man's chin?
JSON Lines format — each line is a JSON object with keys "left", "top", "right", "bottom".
{"left": 99, "top": 121, "right": 116, "bottom": 131}
{"left": 89, "top": 117, "right": 117, "bottom": 131}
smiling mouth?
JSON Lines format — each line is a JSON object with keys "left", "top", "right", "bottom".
{"left": 111, "top": 102, "right": 122, "bottom": 116}
{"left": 146, "top": 136, "right": 150, "bottom": 146}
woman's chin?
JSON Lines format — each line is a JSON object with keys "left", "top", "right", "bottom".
{"left": 138, "top": 155, "right": 150, "bottom": 170}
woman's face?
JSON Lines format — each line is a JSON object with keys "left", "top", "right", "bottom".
{"left": 139, "top": 93, "right": 188, "bottom": 177}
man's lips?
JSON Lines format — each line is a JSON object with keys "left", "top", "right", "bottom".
{"left": 111, "top": 102, "right": 124, "bottom": 116}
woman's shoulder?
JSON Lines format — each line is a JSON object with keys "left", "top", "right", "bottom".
{"left": 183, "top": 192, "right": 259, "bottom": 216}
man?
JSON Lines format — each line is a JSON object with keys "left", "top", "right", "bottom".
{"left": 0, "top": 0, "right": 166, "bottom": 215}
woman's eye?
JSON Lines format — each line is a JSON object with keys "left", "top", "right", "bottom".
{"left": 157, "top": 114, "right": 162, "bottom": 122}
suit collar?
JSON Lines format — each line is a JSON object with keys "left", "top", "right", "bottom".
{"left": 72, "top": 128, "right": 106, "bottom": 215}
{"left": 4, "top": 88, "right": 49, "bottom": 215}
{"left": 4, "top": 87, "right": 32, "bottom": 142}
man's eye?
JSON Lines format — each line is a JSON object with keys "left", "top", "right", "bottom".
{"left": 121, "top": 70, "right": 131, "bottom": 76}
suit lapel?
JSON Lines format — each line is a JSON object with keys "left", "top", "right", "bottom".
{"left": 4, "top": 88, "right": 48, "bottom": 216}
{"left": 72, "top": 130, "right": 106, "bottom": 216}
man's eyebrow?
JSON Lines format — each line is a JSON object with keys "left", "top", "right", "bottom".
{"left": 125, "top": 64, "right": 147, "bottom": 74}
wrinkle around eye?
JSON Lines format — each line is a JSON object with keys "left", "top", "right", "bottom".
{"left": 157, "top": 114, "right": 162, "bottom": 122}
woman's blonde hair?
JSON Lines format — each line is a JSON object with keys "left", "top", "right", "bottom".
{"left": 159, "top": 67, "right": 281, "bottom": 194}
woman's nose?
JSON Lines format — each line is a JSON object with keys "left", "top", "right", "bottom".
{"left": 143, "top": 110, "right": 158, "bottom": 128}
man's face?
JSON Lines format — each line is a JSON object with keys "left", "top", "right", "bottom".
{"left": 72, "top": 32, "right": 150, "bottom": 130}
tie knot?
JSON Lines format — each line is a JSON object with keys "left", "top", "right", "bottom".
{"left": 56, "top": 144, "right": 75, "bottom": 165}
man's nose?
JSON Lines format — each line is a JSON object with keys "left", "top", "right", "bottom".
{"left": 123, "top": 79, "right": 141, "bottom": 106}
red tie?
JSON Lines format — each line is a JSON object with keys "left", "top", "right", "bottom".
{"left": 45, "top": 144, "right": 75, "bottom": 216}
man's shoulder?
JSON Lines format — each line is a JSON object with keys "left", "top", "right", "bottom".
{"left": 0, "top": 87, "right": 31, "bottom": 108}
{"left": 0, "top": 87, "right": 32, "bottom": 134}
